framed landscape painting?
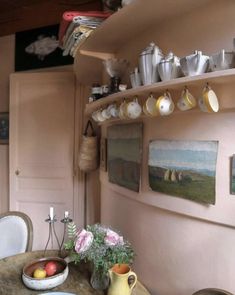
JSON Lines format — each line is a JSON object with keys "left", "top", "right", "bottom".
{"left": 148, "top": 139, "right": 219, "bottom": 204}
{"left": 107, "top": 123, "right": 143, "bottom": 192}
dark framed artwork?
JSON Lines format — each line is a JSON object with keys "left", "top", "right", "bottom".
{"left": 15, "top": 24, "right": 73, "bottom": 71}
{"left": 107, "top": 123, "right": 143, "bottom": 192}
{"left": 0, "top": 113, "right": 9, "bottom": 145}
{"left": 100, "top": 138, "right": 107, "bottom": 171}
{"left": 148, "top": 139, "right": 219, "bottom": 205}
{"left": 231, "top": 155, "right": 235, "bottom": 194}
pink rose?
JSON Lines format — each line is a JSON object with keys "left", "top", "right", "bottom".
{"left": 75, "top": 229, "right": 93, "bottom": 253}
{"left": 105, "top": 229, "right": 124, "bottom": 246}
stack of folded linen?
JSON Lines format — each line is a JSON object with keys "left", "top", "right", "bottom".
{"left": 59, "top": 11, "right": 111, "bottom": 57}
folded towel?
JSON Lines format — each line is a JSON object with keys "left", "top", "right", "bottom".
{"left": 63, "top": 25, "right": 94, "bottom": 56}
{"left": 59, "top": 11, "right": 111, "bottom": 45}
{"left": 70, "top": 26, "right": 94, "bottom": 57}
{"left": 62, "top": 19, "right": 80, "bottom": 49}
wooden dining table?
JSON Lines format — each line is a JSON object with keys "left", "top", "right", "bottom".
{"left": 0, "top": 250, "right": 150, "bottom": 295}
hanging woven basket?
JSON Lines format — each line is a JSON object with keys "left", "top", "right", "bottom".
{"left": 78, "top": 120, "right": 98, "bottom": 172}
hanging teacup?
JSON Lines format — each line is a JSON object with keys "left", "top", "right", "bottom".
{"left": 119, "top": 100, "right": 128, "bottom": 119}
{"left": 102, "top": 107, "right": 112, "bottom": 120}
{"left": 144, "top": 94, "right": 158, "bottom": 116}
{"left": 96, "top": 109, "right": 106, "bottom": 122}
{"left": 156, "top": 91, "right": 175, "bottom": 116}
{"left": 108, "top": 104, "right": 119, "bottom": 118}
{"left": 126, "top": 97, "right": 142, "bottom": 119}
{"left": 198, "top": 84, "right": 219, "bottom": 113}
{"left": 91, "top": 110, "right": 99, "bottom": 122}
{"left": 177, "top": 87, "right": 197, "bottom": 111}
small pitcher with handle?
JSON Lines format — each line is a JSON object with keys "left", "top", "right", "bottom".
{"left": 108, "top": 264, "right": 137, "bottom": 295}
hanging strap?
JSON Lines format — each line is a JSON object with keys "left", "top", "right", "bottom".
{"left": 83, "top": 120, "right": 96, "bottom": 136}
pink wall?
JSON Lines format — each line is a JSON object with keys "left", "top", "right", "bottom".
{"left": 0, "top": 35, "right": 14, "bottom": 112}
{"left": 100, "top": 1, "right": 235, "bottom": 294}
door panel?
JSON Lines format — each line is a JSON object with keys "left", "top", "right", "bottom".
{"left": 10, "top": 72, "right": 75, "bottom": 250}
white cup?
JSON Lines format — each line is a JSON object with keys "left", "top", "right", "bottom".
{"left": 156, "top": 91, "right": 175, "bottom": 116}
{"left": 145, "top": 94, "right": 158, "bottom": 116}
{"left": 199, "top": 85, "right": 219, "bottom": 113}
{"left": 126, "top": 97, "right": 142, "bottom": 119}
{"left": 96, "top": 109, "right": 106, "bottom": 122}
{"left": 177, "top": 88, "right": 197, "bottom": 111}
{"left": 91, "top": 111, "right": 99, "bottom": 122}
{"left": 102, "top": 108, "right": 112, "bottom": 120}
{"left": 108, "top": 104, "right": 119, "bottom": 118}
{"left": 119, "top": 101, "right": 128, "bottom": 119}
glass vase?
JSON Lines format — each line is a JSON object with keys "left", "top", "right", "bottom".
{"left": 90, "top": 267, "right": 109, "bottom": 290}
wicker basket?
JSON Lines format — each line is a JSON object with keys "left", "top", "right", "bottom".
{"left": 78, "top": 120, "right": 98, "bottom": 172}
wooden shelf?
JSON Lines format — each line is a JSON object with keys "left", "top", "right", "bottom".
{"left": 85, "top": 68, "right": 235, "bottom": 115}
{"left": 73, "top": 0, "right": 212, "bottom": 84}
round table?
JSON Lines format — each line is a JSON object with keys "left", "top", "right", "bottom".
{"left": 0, "top": 250, "right": 150, "bottom": 295}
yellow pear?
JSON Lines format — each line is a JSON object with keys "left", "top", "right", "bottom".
{"left": 33, "top": 268, "right": 47, "bottom": 279}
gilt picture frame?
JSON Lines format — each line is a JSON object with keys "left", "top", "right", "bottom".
{"left": 15, "top": 24, "right": 73, "bottom": 71}
{"left": 100, "top": 138, "right": 107, "bottom": 171}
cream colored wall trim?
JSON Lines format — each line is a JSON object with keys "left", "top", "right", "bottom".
{"left": 0, "top": 145, "right": 9, "bottom": 213}
{"left": 74, "top": 83, "right": 93, "bottom": 227}
{"left": 75, "top": 83, "right": 101, "bottom": 226}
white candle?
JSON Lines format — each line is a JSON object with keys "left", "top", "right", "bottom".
{"left": 50, "top": 207, "right": 54, "bottom": 220}
{"left": 64, "top": 211, "right": 69, "bottom": 218}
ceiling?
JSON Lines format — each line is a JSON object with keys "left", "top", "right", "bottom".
{"left": 0, "top": 0, "right": 102, "bottom": 37}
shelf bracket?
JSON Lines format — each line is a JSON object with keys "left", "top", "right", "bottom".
{"left": 79, "top": 49, "right": 116, "bottom": 60}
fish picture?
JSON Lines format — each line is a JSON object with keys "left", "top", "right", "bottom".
{"left": 148, "top": 139, "right": 219, "bottom": 204}
{"left": 25, "top": 35, "right": 59, "bottom": 61}
{"left": 15, "top": 24, "right": 73, "bottom": 71}
{"left": 107, "top": 123, "right": 143, "bottom": 192}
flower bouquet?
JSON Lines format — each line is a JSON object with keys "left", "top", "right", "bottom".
{"left": 64, "top": 223, "right": 135, "bottom": 290}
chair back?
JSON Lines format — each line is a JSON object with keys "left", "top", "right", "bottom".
{"left": 0, "top": 211, "right": 33, "bottom": 259}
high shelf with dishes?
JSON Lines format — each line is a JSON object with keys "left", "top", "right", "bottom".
{"left": 84, "top": 68, "right": 235, "bottom": 116}
{"left": 68, "top": 0, "right": 235, "bottom": 123}
{"left": 73, "top": 0, "right": 218, "bottom": 84}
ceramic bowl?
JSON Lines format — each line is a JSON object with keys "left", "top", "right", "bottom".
{"left": 192, "top": 288, "right": 233, "bottom": 295}
{"left": 22, "top": 257, "right": 69, "bottom": 291}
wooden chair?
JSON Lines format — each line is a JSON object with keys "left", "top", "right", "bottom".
{"left": 0, "top": 211, "right": 33, "bottom": 259}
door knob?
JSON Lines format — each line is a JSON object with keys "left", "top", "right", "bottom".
{"left": 15, "top": 170, "right": 20, "bottom": 176}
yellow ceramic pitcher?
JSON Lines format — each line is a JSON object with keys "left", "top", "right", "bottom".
{"left": 108, "top": 264, "right": 137, "bottom": 295}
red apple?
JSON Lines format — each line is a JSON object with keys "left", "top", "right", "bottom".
{"left": 44, "top": 261, "right": 57, "bottom": 277}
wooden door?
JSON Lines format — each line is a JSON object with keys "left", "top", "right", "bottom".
{"left": 10, "top": 72, "right": 75, "bottom": 250}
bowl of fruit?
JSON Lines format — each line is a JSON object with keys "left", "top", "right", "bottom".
{"left": 22, "top": 257, "right": 69, "bottom": 290}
